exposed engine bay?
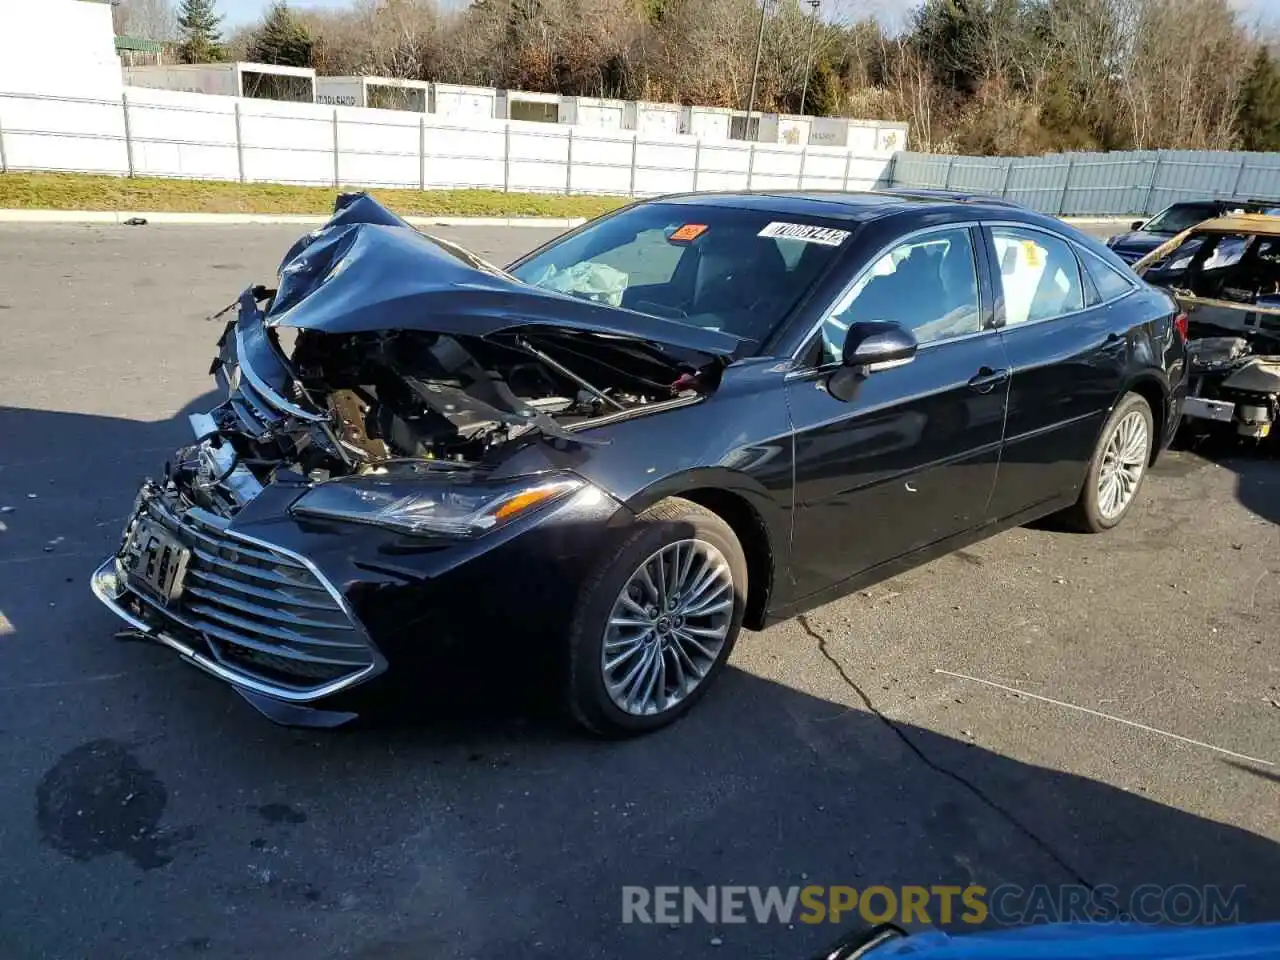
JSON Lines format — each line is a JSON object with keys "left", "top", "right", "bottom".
{"left": 154, "top": 193, "right": 745, "bottom": 519}
{"left": 176, "top": 290, "right": 715, "bottom": 518}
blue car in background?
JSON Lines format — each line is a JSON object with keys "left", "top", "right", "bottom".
{"left": 813, "top": 922, "right": 1280, "bottom": 960}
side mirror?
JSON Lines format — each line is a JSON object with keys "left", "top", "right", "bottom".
{"left": 828, "top": 321, "right": 917, "bottom": 402}
{"left": 1131, "top": 220, "right": 1145, "bottom": 231}
{"left": 843, "top": 321, "right": 918, "bottom": 373}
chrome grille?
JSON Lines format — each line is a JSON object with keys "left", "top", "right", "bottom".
{"left": 138, "top": 501, "right": 375, "bottom": 691}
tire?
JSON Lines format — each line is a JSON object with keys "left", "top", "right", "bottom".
{"left": 566, "top": 497, "right": 748, "bottom": 737}
{"left": 1059, "top": 392, "right": 1155, "bottom": 533}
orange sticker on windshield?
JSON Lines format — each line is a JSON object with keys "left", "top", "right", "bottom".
{"left": 669, "top": 224, "right": 708, "bottom": 242}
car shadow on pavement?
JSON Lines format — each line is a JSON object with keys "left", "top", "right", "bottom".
{"left": 0, "top": 394, "right": 222, "bottom": 642}
{"left": 1164, "top": 433, "right": 1280, "bottom": 525}
{"left": 14, "top": 655, "right": 1280, "bottom": 960}
{"left": 1, "top": 401, "right": 1278, "bottom": 960}
{"left": 1224, "top": 759, "right": 1280, "bottom": 786}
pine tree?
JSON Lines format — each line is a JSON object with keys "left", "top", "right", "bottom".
{"left": 176, "top": 0, "right": 224, "bottom": 64}
{"left": 1238, "top": 47, "right": 1280, "bottom": 153}
{"left": 246, "top": 2, "right": 315, "bottom": 68}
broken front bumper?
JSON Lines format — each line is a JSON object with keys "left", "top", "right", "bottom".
{"left": 90, "top": 482, "right": 385, "bottom": 723}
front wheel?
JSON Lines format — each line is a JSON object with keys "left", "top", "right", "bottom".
{"left": 565, "top": 497, "right": 747, "bottom": 737}
{"left": 1060, "top": 392, "right": 1154, "bottom": 533}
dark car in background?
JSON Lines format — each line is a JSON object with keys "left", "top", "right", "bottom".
{"left": 92, "top": 191, "right": 1189, "bottom": 736}
{"left": 1107, "top": 198, "right": 1280, "bottom": 264}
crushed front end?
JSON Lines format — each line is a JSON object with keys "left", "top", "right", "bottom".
{"left": 90, "top": 194, "right": 728, "bottom": 724}
{"left": 91, "top": 290, "right": 388, "bottom": 724}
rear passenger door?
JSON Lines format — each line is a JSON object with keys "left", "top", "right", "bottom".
{"left": 982, "top": 223, "right": 1128, "bottom": 520}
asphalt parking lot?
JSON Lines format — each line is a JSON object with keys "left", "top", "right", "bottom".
{"left": 0, "top": 221, "right": 1277, "bottom": 960}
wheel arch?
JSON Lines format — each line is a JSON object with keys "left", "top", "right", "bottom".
{"left": 1121, "top": 372, "right": 1169, "bottom": 465}
{"left": 626, "top": 469, "right": 781, "bottom": 631}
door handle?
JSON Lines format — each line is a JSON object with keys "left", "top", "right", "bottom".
{"left": 967, "top": 366, "right": 1010, "bottom": 394}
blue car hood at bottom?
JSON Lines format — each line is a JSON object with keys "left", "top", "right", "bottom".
{"left": 261, "top": 192, "right": 743, "bottom": 361}
{"left": 867, "top": 923, "right": 1280, "bottom": 960}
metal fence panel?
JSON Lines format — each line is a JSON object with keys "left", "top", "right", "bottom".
{"left": 1234, "top": 153, "right": 1280, "bottom": 201}
{"left": 889, "top": 148, "right": 1280, "bottom": 216}
{"left": 14, "top": 86, "right": 1280, "bottom": 219}
{"left": 888, "top": 152, "right": 952, "bottom": 189}
{"left": 1004, "top": 155, "right": 1062, "bottom": 210}
{"left": 0, "top": 88, "right": 901, "bottom": 201}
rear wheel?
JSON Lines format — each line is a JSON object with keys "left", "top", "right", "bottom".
{"left": 566, "top": 497, "right": 747, "bottom": 737}
{"left": 1060, "top": 392, "right": 1154, "bottom": 533}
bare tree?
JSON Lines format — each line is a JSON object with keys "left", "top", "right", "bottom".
{"left": 113, "top": 0, "right": 178, "bottom": 40}
{"left": 190, "top": 0, "right": 1269, "bottom": 155}
{"left": 878, "top": 34, "right": 945, "bottom": 149}
{"left": 1114, "top": 0, "right": 1248, "bottom": 149}
{"left": 649, "top": 0, "right": 759, "bottom": 107}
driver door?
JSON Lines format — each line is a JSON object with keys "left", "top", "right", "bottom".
{"left": 784, "top": 224, "right": 1009, "bottom": 597}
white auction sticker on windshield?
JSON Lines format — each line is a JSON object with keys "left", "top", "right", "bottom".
{"left": 757, "top": 222, "right": 851, "bottom": 246}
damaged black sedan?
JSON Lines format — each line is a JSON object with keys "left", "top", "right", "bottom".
{"left": 93, "top": 191, "right": 1187, "bottom": 735}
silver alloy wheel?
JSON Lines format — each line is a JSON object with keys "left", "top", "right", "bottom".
{"left": 1097, "top": 410, "right": 1150, "bottom": 520}
{"left": 602, "top": 539, "right": 734, "bottom": 716}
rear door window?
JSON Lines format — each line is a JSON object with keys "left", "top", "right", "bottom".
{"left": 990, "top": 227, "right": 1084, "bottom": 326}
{"left": 1080, "top": 250, "right": 1135, "bottom": 302}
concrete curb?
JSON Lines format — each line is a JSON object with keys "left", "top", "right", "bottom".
{"left": 0, "top": 209, "right": 588, "bottom": 228}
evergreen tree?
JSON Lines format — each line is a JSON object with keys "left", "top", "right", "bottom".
{"left": 1238, "top": 47, "right": 1280, "bottom": 152}
{"left": 176, "top": 0, "right": 223, "bottom": 64}
{"left": 246, "top": 2, "right": 315, "bottom": 68}
{"left": 909, "top": 0, "right": 984, "bottom": 96}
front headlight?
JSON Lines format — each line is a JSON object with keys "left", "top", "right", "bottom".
{"left": 291, "top": 473, "right": 584, "bottom": 537}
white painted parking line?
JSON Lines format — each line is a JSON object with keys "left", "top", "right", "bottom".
{"left": 935, "top": 668, "right": 1275, "bottom": 767}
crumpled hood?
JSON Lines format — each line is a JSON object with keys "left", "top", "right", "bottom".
{"left": 263, "top": 193, "right": 743, "bottom": 360}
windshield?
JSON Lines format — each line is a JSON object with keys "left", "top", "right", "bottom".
{"left": 1143, "top": 204, "right": 1222, "bottom": 234}
{"left": 509, "top": 203, "right": 851, "bottom": 344}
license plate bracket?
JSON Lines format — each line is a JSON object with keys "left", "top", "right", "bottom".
{"left": 123, "top": 517, "right": 191, "bottom": 604}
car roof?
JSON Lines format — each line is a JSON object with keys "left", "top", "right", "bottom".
{"left": 1179, "top": 213, "right": 1280, "bottom": 235}
{"left": 1167, "top": 198, "right": 1280, "bottom": 212}
{"left": 654, "top": 189, "right": 1028, "bottom": 224}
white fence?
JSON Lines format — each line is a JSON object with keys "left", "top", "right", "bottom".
{"left": 0, "top": 87, "right": 898, "bottom": 197}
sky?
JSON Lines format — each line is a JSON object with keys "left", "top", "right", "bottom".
{"left": 216, "top": 0, "right": 1279, "bottom": 32}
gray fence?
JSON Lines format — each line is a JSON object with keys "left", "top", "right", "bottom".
{"left": 890, "top": 149, "right": 1280, "bottom": 217}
